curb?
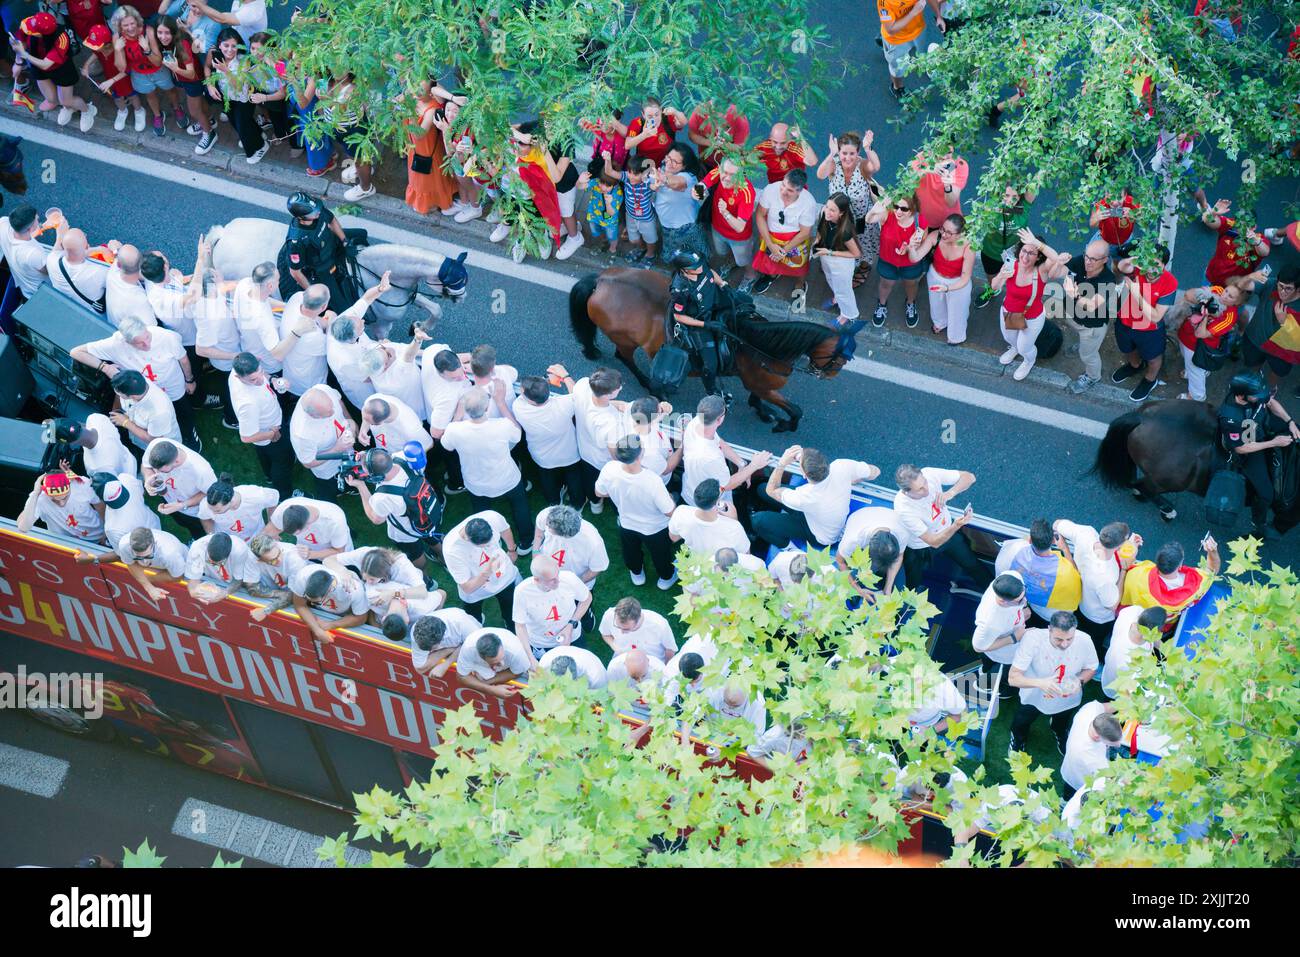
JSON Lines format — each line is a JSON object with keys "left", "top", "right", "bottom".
{"left": 11, "top": 107, "right": 1140, "bottom": 413}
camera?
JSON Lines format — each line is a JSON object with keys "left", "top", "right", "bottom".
{"left": 1197, "top": 295, "right": 1220, "bottom": 315}
{"left": 317, "top": 449, "right": 383, "bottom": 494}
{"left": 1115, "top": 240, "right": 1138, "bottom": 259}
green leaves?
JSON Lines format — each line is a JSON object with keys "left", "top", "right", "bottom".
{"left": 121, "top": 839, "right": 167, "bottom": 868}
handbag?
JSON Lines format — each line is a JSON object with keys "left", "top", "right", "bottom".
{"left": 409, "top": 152, "right": 433, "bottom": 175}
{"left": 1192, "top": 337, "right": 1229, "bottom": 371}
{"left": 1002, "top": 269, "right": 1037, "bottom": 331}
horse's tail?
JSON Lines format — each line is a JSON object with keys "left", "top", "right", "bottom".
{"left": 1091, "top": 411, "right": 1142, "bottom": 489}
{"left": 568, "top": 274, "right": 601, "bottom": 359}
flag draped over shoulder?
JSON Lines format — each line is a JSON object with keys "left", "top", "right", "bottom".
{"left": 1007, "top": 547, "right": 1082, "bottom": 612}
{"left": 1119, "top": 561, "right": 1211, "bottom": 619}
{"left": 515, "top": 153, "right": 562, "bottom": 246}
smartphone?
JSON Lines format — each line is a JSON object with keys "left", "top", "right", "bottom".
{"left": 1260, "top": 263, "right": 1272, "bottom": 279}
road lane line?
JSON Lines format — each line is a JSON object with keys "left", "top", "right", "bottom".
{"left": 4, "top": 119, "right": 1113, "bottom": 440}
{"left": 172, "top": 797, "right": 371, "bottom": 867}
{"left": 0, "top": 742, "right": 70, "bottom": 797}
{"left": 846, "top": 358, "right": 1110, "bottom": 439}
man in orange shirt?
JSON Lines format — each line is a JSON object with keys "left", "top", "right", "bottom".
{"left": 877, "top": 0, "right": 946, "bottom": 98}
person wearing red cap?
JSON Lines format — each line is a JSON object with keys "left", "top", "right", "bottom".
{"left": 17, "top": 472, "right": 107, "bottom": 544}
{"left": 81, "top": 23, "right": 144, "bottom": 133}
{"left": 9, "top": 12, "right": 97, "bottom": 132}
{"left": 64, "top": 0, "right": 111, "bottom": 44}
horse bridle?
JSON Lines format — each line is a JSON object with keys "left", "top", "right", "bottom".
{"left": 354, "top": 259, "right": 429, "bottom": 308}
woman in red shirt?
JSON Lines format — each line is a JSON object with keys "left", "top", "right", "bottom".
{"left": 113, "top": 6, "right": 178, "bottom": 138}
{"left": 81, "top": 24, "right": 143, "bottom": 133}
{"left": 909, "top": 212, "right": 976, "bottom": 344}
{"left": 990, "top": 227, "right": 1068, "bottom": 380}
{"left": 864, "top": 191, "right": 926, "bottom": 329}
{"left": 9, "top": 14, "right": 97, "bottom": 131}
{"left": 1176, "top": 281, "right": 1246, "bottom": 401}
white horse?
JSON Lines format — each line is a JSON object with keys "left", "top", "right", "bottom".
{"left": 205, "top": 217, "right": 469, "bottom": 338}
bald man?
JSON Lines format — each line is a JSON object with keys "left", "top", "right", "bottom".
{"left": 754, "top": 122, "right": 817, "bottom": 185}
{"left": 511, "top": 554, "right": 592, "bottom": 663}
{"left": 606, "top": 647, "right": 665, "bottom": 695}
{"left": 105, "top": 244, "right": 157, "bottom": 329}
{"left": 47, "top": 227, "right": 115, "bottom": 309}
{"left": 1060, "top": 238, "right": 1121, "bottom": 394}
{"left": 706, "top": 681, "right": 767, "bottom": 740}
{"left": 288, "top": 384, "right": 357, "bottom": 501}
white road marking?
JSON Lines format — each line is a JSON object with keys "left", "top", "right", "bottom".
{"left": 172, "top": 797, "right": 371, "bottom": 867}
{"left": 6, "top": 119, "right": 1113, "bottom": 440}
{"left": 846, "top": 358, "right": 1110, "bottom": 439}
{"left": 0, "top": 742, "right": 70, "bottom": 798}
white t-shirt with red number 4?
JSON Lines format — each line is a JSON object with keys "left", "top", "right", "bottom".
{"left": 270, "top": 498, "right": 354, "bottom": 553}
{"left": 892, "top": 467, "right": 961, "bottom": 549}
{"left": 1010, "top": 628, "right": 1099, "bottom": 715}
{"left": 512, "top": 570, "right": 590, "bottom": 652}
{"left": 443, "top": 510, "right": 521, "bottom": 603}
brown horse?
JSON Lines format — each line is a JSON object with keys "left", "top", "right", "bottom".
{"left": 567, "top": 268, "right": 844, "bottom": 431}
{"left": 1091, "top": 399, "right": 1220, "bottom": 521}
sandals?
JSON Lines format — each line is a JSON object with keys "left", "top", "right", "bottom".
{"left": 852, "top": 262, "right": 872, "bottom": 288}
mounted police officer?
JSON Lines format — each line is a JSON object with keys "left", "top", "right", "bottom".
{"left": 1218, "top": 370, "right": 1300, "bottom": 539}
{"left": 668, "top": 249, "right": 738, "bottom": 397}
{"left": 278, "top": 192, "right": 369, "bottom": 310}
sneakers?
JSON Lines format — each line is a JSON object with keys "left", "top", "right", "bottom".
{"left": 220, "top": 418, "right": 239, "bottom": 430}
{"left": 246, "top": 142, "right": 270, "bottom": 164}
{"left": 453, "top": 203, "right": 483, "bottom": 223}
{"left": 185, "top": 122, "right": 204, "bottom": 136}
{"left": 515, "top": 543, "right": 532, "bottom": 556}
{"left": 152, "top": 114, "right": 165, "bottom": 137}
{"left": 191, "top": 436, "right": 203, "bottom": 454}
{"left": 1013, "top": 358, "right": 1034, "bottom": 381}
{"left": 871, "top": 303, "right": 888, "bottom": 328}
{"left": 134, "top": 107, "right": 147, "bottom": 133}
{"left": 556, "top": 233, "right": 585, "bottom": 260}
{"left": 78, "top": 103, "right": 96, "bottom": 133}
{"left": 489, "top": 223, "right": 511, "bottom": 243}
{"left": 1129, "top": 377, "right": 1158, "bottom": 402}
{"left": 1110, "top": 362, "right": 1144, "bottom": 384}
{"left": 1067, "top": 373, "right": 1098, "bottom": 395}
{"left": 442, "top": 199, "right": 469, "bottom": 218}
{"left": 114, "top": 107, "right": 129, "bottom": 131}
{"left": 56, "top": 106, "right": 73, "bottom": 127}
{"left": 340, "top": 160, "right": 358, "bottom": 184}
{"left": 656, "top": 571, "right": 679, "bottom": 591}
{"left": 444, "top": 484, "right": 465, "bottom": 495}
{"left": 195, "top": 130, "right": 217, "bottom": 155}
{"left": 485, "top": 206, "right": 503, "bottom": 225}
{"left": 343, "top": 183, "right": 376, "bottom": 201}
{"left": 255, "top": 113, "right": 272, "bottom": 131}
{"left": 629, "top": 569, "right": 647, "bottom": 587}
{"left": 750, "top": 275, "right": 775, "bottom": 295}
{"left": 306, "top": 157, "right": 337, "bottom": 177}
{"left": 174, "top": 107, "right": 187, "bottom": 131}
{"left": 201, "top": 394, "right": 223, "bottom": 409}
{"left": 999, "top": 346, "right": 1018, "bottom": 365}
{"left": 510, "top": 242, "right": 526, "bottom": 264}
{"left": 904, "top": 302, "right": 919, "bottom": 328}
{"left": 589, "top": 499, "right": 604, "bottom": 514}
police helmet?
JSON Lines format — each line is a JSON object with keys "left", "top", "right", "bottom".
{"left": 670, "top": 249, "right": 706, "bottom": 273}
{"left": 287, "top": 191, "right": 322, "bottom": 219}
{"left": 1228, "top": 370, "right": 1269, "bottom": 403}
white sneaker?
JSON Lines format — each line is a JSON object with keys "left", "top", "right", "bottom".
{"left": 556, "top": 234, "right": 585, "bottom": 261}
{"left": 1013, "top": 358, "right": 1035, "bottom": 381}
{"left": 629, "top": 569, "right": 647, "bottom": 587}
{"left": 589, "top": 499, "right": 604, "bottom": 514}
{"left": 134, "top": 107, "right": 147, "bottom": 132}
{"left": 536, "top": 243, "right": 552, "bottom": 260}
{"left": 78, "top": 103, "right": 97, "bottom": 132}
{"left": 194, "top": 130, "right": 217, "bottom": 155}
{"left": 343, "top": 183, "right": 376, "bottom": 201}
{"left": 56, "top": 106, "right": 73, "bottom": 126}
{"left": 340, "top": 161, "right": 358, "bottom": 184}
{"left": 453, "top": 204, "right": 483, "bottom": 223}
{"left": 656, "top": 571, "right": 679, "bottom": 591}
{"left": 441, "top": 200, "right": 468, "bottom": 217}
{"left": 485, "top": 206, "right": 502, "bottom": 225}
{"left": 510, "top": 242, "right": 526, "bottom": 264}
{"left": 114, "top": 107, "right": 128, "bottom": 131}
{"left": 999, "top": 346, "right": 1018, "bottom": 365}
{"left": 246, "top": 142, "right": 270, "bottom": 164}
{"left": 489, "top": 223, "right": 510, "bottom": 243}
{"left": 186, "top": 122, "right": 204, "bottom": 136}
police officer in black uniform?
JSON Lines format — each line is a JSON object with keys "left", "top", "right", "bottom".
{"left": 1217, "top": 370, "right": 1300, "bottom": 539}
{"left": 278, "top": 192, "right": 369, "bottom": 310}
{"left": 669, "top": 249, "right": 735, "bottom": 397}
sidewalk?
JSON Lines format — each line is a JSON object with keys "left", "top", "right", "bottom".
{"left": 7, "top": 102, "right": 1234, "bottom": 413}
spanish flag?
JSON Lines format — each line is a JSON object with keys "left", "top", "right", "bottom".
{"left": 1120, "top": 561, "right": 1213, "bottom": 625}
{"left": 515, "top": 152, "right": 562, "bottom": 247}
{"left": 1006, "top": 545, "right": 1082, "bottom": 613}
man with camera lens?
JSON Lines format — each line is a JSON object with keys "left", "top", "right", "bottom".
{"left": 1174, "top": 281, "right": 1247, "bottom": 402}
{"left": 347, "top": 446, "right": 444, "bottom": 568}
{"left": 1217, "top": 370, "right": 1300, "bottom": 540}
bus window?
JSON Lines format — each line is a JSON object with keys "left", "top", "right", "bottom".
{"left": 226, "top": 698, "right": 342, "bottom": 805}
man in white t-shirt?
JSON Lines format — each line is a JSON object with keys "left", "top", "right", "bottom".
{"left": 277, "top": 284, "right": 333, "bottom": 398}
{"left": 362, "top": 338, "right": 427, "bottom": 419}
{"left": 513, "top": 375, "right": 583, "bottom": 507}
{"left": 599, "top": 596, "right": 678, "bottom": 661}
{"left": 290, "top": 563, "right": 371, "bottom": 643}
{"left": 289, "top": 385, "right": 357, "bottom": 502}
{"left": 47, "top": 228, "right": 110, "bottom": 306}
{"left": 972, "top": 572, "right": 1029, "bottom": 701}
{"left": 605, "top": 648, "right": 666, "bottom": 692}
{"left": 142, "top": 438, "right": 217, "bottom": 539}
{"left": 349, "top": 447, "right": 443, "bottom": 566}
{"left": 669, "top": 478, "right": 751, "bottom": 557}
{"left": 531, "top": 505, "right": 610, "bottom": 586}
{"left": 756, "top": 445, "right": 880, "bottom": 548}
{"left": 185, "top": 532, "right": 259, "bottom": 604}
{"left": 54, "top": 414, "right": 136, "bottom": 477}
{"left": 103, "top": 245, "right": 156, "bottom": 329}
{"left": 595, "top": 435, "right": 678, "bottom": 589}
{"left": 109, "top": 371, "right": 182, "bottom": 451}
{"left": 75, "top": 526, "right": 188, "bottom": 602}
{"left": 93, "top": 472, "right": 159, "bottom": 546}
{"left": 680, "top": 394, "right": 768, "bottom": 508}
{"left": 466, "top": 344, "right": 518, "bottom": 421}
{"left": 245, "top": 534, "right": 311, "bottom": 619}
{"left": 1101, "top": 605, "right": 1166, "bottom": 699}
{"left": 17, "top": 472, "right": 105, "bottom": 543}
{"left": 892, "top": 463, "right": 990, "bottom": 592}
{"left": 539, "top": 646, "right": 608, "bottom": 691}
{"left": 905, "top": 668, "right": 967, "bottom": 736}
{"left": 835, "top": 505, "right": 909, "bottom": 599}
{"left": 443, "top": 510, "right": 522, "bottom": 622}
{"left": 705, "top": 682, "right": 768, "bottom": 741}
{"left": 1053, "top": 518, "right": 1141, "bottom": 654}
{"left": 361, "top": 393, "right": 433, "bottom": 456}
{"left": 740, "top": 171, "right": 819, "bottom": 296}
{"left": 0, "top": 205, "right": 52, "bottom": 299}
{"left": 73, "top": 317, "right": 200, "bottom": 449}
{"left": 140, "top": 249, "right": 200, "bottom": 350}
{"left": 511, "top": 555, "right": 593, "bottom": 662}
{"left": 1008, "top": 611, "right": 1099, "bottom": 756}
{"left": 233, "top": 263, "right": 288, "bottom": 375}
{"left": 326, "top": 292, "right": 384, "bottom": 409}
{"left": 558, "top": 365, "right": 626, "bottom": 512}
{"left": 267, "top": 496, "right": 353, "bottom": 559}
{"left": 421, "top": 346, "right": 473, "bottom": 494}
{"left": 455, "top": 628, "right": 532, "bottom": 699}
{"left": 1059, "top": 700, "right": 1123, "bottom": 799}
{"left": 441, "top": 388, "right": 532, "bottom": 544}
{"left": 229, "top": 352, "right": 294, "bottom": 498}
{"left": 622, "top": 396, "right": 679, "bottom": 481}
{"left": 404, "top": 608, "right": 482, "bottom": 677}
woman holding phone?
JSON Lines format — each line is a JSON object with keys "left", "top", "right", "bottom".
{"left": 154, "top": 16, "right": 216, "bottom": 153}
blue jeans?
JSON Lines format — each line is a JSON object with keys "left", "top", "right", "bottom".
{"left": 834, "top": 318, "right": 867, "bottom": 359}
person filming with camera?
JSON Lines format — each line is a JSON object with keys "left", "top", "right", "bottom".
{"left": 346, "top": 446, "right": 444, "bottom": 569}
{"left": 1175, "top": 279, "right": 1251, "bottom": 402}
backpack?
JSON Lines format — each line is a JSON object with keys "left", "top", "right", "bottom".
{"left": 375, "top": 459, "right": 443, "bottom": 538}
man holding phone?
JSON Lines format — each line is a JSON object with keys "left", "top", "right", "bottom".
{"left": 892, "top": 462, "right": 991, "bottom": 592}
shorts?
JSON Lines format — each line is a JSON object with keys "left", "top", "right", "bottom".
{"left": 178, "top": 79, "right": 206, "bottom": 98}
{"left": 131, "top": 68, "right": 174, "bottom": 94}
{"left": 34, "top": 60, "right": 79, "bottom": 88}
{"left": 336, "top": 124, "right": 369, "bottom": 157}
{"left": 876, "top": 257, "right": 927, "bottom": 281}
{"left": 660, "top": 222, "right": 707, "bottom": 262}
{"left": 392, "top": 535, "right": 439, "bottom": 563}
{"left": 881, "top": 38, "right": 918, "bottom": 79}
{"left": 710, "top": 229, "right": 755, "bottom": 267}
{"left": 557, "top": 186, "right": 577, "bottom": 218}
{"left": 1242, "top": 336, "right": 1295, "bottom": 379}
{"left": 627, "top": 215, "right": 658, "bottom": 245}
{"left": 1114, "top": 321, "right": 1167, "bottom": 362}
{"left": 590, "top": 221, "right": 619, "bottom": 243}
